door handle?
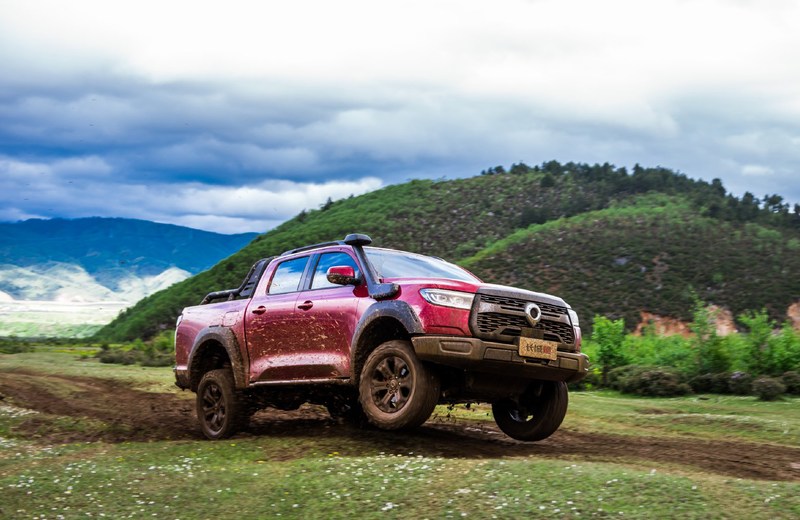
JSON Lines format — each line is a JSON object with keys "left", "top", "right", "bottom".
{"left": 251, "top": 305, "right": 267, "bottom": 315}
{"left": 297, "top": 300, "right": 313, "bottom": 310}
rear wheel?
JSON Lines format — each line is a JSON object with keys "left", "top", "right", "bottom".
{"left": 196, "top": 369, "right": 247, "bottom": 440}
{"left": 492, "top": 381, "right": 568, "bottom": 441}
{"left": 359, "top": 340, "right": 440, "bottom": 430}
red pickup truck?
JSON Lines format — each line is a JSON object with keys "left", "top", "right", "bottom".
{"left": 174, "top": 234, "right": 588, "bottom": 441}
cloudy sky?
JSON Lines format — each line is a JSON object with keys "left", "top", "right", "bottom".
{"left": 1, "top": 0, "right": 798, "bottom": 234}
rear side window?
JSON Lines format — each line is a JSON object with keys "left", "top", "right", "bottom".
{"left": 268, "top": 257, "right": 309, "bottom": 294}
{"left": 310, "top": 252, "right": 360, "bottom": 290}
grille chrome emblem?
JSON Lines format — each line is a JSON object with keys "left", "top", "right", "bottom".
{"left": 524, "top": 302, "right": 542, "bottom": 326}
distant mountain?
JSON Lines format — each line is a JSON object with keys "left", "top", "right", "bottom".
{"left": 0, "top": 263, "right": 191, "bottom": 303}
{"left": 96, "top": 161, "right": 800, "bottom": 341}
{"left": 0, "top": 217, "right": 258, "bottom": 292}
{"left": 0, "top": 217, "right": 258, "bottom": 301}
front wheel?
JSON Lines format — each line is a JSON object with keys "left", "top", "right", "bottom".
{"left": 359, "top": 340, "right": 440, "bottom": 430}
{"left": 196, "top": 369, "right": 247, "bottom": 440}
{"left": 492, "top": 381, "right": 568, "bottom": 441}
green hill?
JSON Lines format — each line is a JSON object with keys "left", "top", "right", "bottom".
{"left": 461, "top": 196, "right": 800, "bottom": 328}
{"left": 96, "top": 162, "right": 800, "bottom": 341}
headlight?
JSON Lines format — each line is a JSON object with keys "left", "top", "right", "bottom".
{"left": 568, "top": 308, "right": 580, "bottom": 327}
{"left": 419, "top": 289, "right": 475, "bottom": 310}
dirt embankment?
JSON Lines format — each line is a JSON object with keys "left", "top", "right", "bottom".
{"left": 1, "top": 371, "right": 798, "bottom": 482}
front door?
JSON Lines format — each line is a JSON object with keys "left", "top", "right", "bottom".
{"left": 292, "top": 251, "right": 367, "bottom": 379}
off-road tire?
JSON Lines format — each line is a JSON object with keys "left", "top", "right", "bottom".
{"left": 358, "top": 340, "right": 440, "bottom": 430}
{"left": 196, "top": 369, "right": 247, "bottom": 440}
{"left": 492, "top": 381, "right": 568, "bottom": 441}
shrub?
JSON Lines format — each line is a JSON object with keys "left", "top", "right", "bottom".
{"left": 752, "top": 377, "right": 786, "bottom": 401}
{"left": 620, "top": 333, "right": 695, "bottom": 376}
{"left": 0, "top": 339, "right": 33, "bottom": 354}
{"left": 606, "top": 364, "right": 644, "bottom": 390}
{"left": 689, "top": 372, "right": 731, "bottom": 394}
{"left": 712, "top": 372, "right": 734, "bottom": 393}
{"left": 728, "top": 371, "right": 754, "bottom": 395}
{"left": 151, "top": 331, "right": 175, "bottom": 353}
{"left": 140, "top": 352, "right": 174, "bottom": 367}
{"left": 608, "top": 365, "right": 692, "bottom": 397}
{"left": 93, "top": 334, "right": 174, "bottom": 367}
{"left": 781, "top": 371, "right": 800, "bottom": 395}
{"left": 96, "top": 349, "right": 138, "bottom": 365}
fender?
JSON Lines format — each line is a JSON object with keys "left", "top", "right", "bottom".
{"left": 187, "top": 326, "right": 249, "bottom": 390}
{"left": 349, "top": 300, "right": 423, "bottom": 383}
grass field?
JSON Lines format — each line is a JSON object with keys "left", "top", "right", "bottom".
{"left": 1, "top": 348, "right": 798, "bottom": 519}
{"left": 0, "top": 300, "right": 126, "bottom": 338}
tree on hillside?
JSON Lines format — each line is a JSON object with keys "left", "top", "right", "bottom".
{"left": 738, "top": 310, "right": 775, "bottom": 375}
{"left": 592, "top": 315, "right": 627, "bottom": 385}
{"left": 509, "top": 162, "right": 532, "bottom": 175}
{"left": 540, "top": 173, "right": 555, "bottom": 188}
{"left": 762, "top": 194, "right": 786, "bottom": 214}
{"left": 542, "top": 160, "right": 562, "bottom": 176}
{"left": 689, "top": 302, "right": 729, "bottom": 375}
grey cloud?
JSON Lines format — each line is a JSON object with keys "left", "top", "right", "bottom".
{"left": 2, "top": 0, "right": 800, "bottom": 233}
{"left": 0, "top": 154, "right": 383, "bottom": 233}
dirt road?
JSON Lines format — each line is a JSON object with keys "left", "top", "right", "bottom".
{"left": 2, "top": 371, "right": 798, "bottom": 482}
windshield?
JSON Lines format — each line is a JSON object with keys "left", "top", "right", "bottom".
{"left": 365, "top": 248, "right": 479, "bottom": 282}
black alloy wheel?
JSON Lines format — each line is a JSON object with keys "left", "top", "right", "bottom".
{"left": 196, "top": 369, "right": 246, "bottom": 440}
{"left": 359, "top": 340, "right": 440, "bottom": 430}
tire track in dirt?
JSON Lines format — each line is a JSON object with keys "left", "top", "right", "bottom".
{"left": 419, "top": 420, "right": 800, "bottom": 482}
{"left": 0, "top": 371, "right": 200, "bottom": 442}
{"left": 1, "top": 371, "right": 798, "bottom": 481}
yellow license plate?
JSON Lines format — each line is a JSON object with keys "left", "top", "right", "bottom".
{"left": 518, "top": 337, "right": 558, "bottom": 360}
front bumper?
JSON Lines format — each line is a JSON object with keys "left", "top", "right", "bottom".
{"left": 411, "top": 335, "right": 589, "bottom": 383}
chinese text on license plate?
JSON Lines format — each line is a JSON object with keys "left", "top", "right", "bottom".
{"left": 517, "top": 337, "right": 558, "bottom": 361}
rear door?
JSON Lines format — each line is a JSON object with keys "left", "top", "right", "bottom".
{"left": 245, "top": 255, "right": 310, "bottom": 382}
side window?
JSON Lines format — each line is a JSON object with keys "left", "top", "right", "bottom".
{"left": 310, "top": 252, "right": 360, "bottom": 290}
{"left": 267, "top": 257, "right": 309, "bottom": 294}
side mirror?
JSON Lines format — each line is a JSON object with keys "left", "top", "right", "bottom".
{"left": 326, "top": 265, "right": 359, "bottom": 286}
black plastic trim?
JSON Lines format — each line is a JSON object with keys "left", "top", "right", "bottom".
{"left": 280, "top": 241, "right": 345, "bottom": 256}
{"left": 349, "top": 242, "right": 399, "bottom": 300}
{"left": 412, "top": 335, "right": 589, "bottom": 383}
{"left": 201, "top": 257, "right": 275, "bottom": 304}
{"left": 349, "top": 300, "right": 423, "bottom": 383}
{"left": 187, "top": 326, "right": 249, "bottom": 390}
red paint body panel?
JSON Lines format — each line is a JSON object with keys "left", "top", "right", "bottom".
{"left": 245, "top": 291, "right": 300, "bottom": 381}
{"left": 383, "top": 280, "right": 476, "bottom": 337}
{"left": 289, "top": 283, "right": 369, "bottom": 379}
{"left": 174, "top": 298, "right": 248, "bottom": 374}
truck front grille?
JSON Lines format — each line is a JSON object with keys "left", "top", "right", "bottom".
{"left": 471, "top": 293, "right": 575, "bottom": 346}
{"left": 479, "top": 294, "right": 567, "bottom": 318}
